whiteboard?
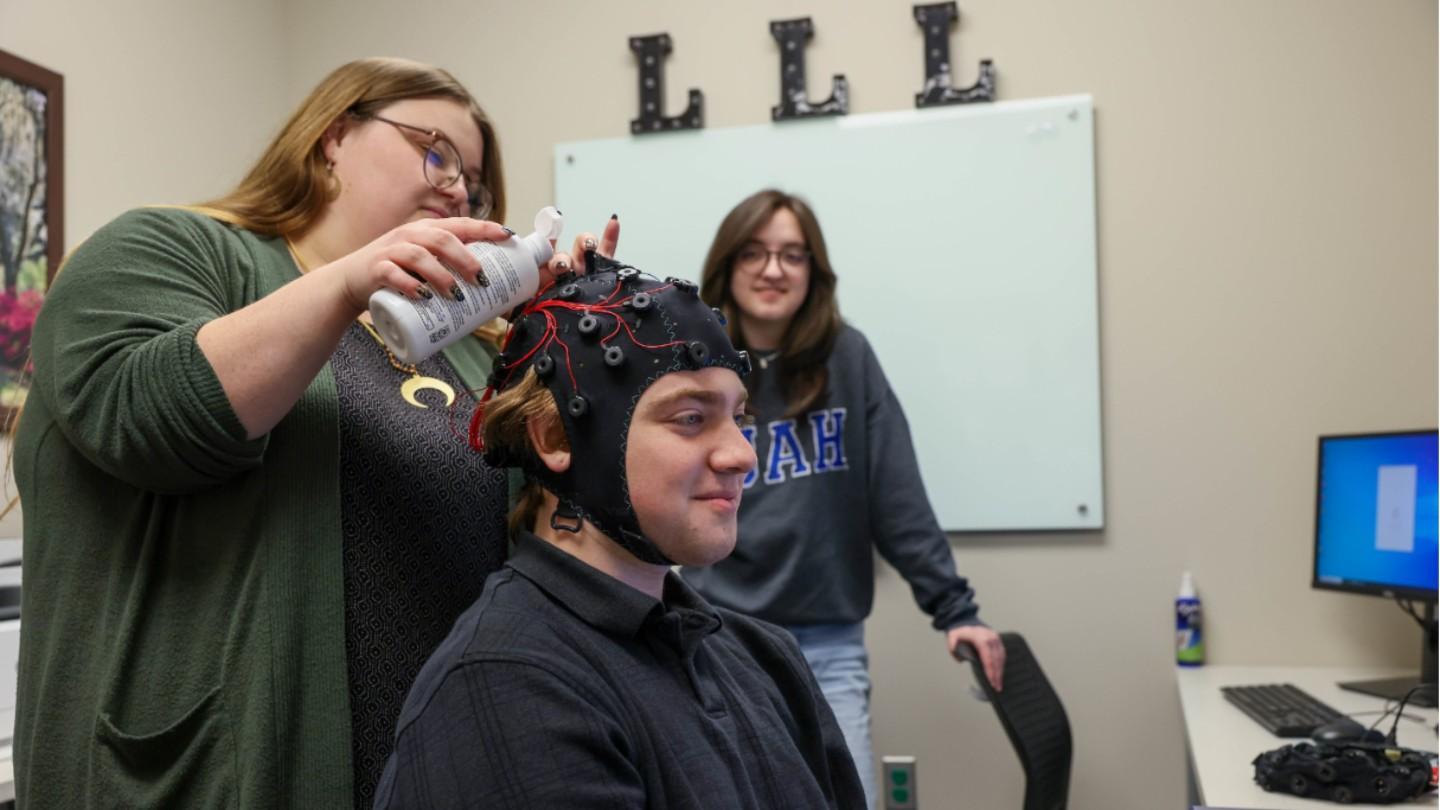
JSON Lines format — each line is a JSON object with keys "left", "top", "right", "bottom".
{"left": 554, "top": 95, "right": 1103, "bottom": 531}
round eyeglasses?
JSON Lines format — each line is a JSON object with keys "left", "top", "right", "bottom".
{"left": 734, "top": 244, "right": 811, "bottom": 273}
{"left": 359, "top": 113, "right": 494, "bottom": 218}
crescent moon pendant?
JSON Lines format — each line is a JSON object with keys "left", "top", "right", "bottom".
{"left": 400, "top": 375, "right": 457, "bottom": 409}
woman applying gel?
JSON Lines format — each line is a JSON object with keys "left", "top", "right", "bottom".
{"left": 13, "top": 57, "right": 614, "bottom": 808}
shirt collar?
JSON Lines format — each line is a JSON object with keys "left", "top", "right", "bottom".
{"left": 508, "top": 531, "right": 721, "bottom": 639}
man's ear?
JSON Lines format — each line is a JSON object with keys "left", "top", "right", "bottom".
{"left": 527, "top": 407, "right": 571, "bottom": 474}
{"left": 320, "top": 117, "right": 350, "bottom": 167}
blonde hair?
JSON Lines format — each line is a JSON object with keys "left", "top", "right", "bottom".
{"left": 197, "top": 56, "right": 507, "bottom": 236}
{"left": 480, "top": 369, "right": 567, "bottom": 535}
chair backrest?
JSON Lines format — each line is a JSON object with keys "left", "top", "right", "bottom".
{"left": 959, "top": 632, "right": 1072, "bottom": 810}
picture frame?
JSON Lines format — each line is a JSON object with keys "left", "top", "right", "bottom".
{"left": 0, "top": 49, "right": 63, "bottom": 419}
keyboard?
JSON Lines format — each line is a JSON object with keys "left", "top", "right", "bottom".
{"left": 1221, "top": 683, "right": 1346, "bottom": 737}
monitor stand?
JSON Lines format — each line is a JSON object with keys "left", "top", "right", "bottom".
{"left": 1338, "top": 602, "right": 1438, "bottom": 708}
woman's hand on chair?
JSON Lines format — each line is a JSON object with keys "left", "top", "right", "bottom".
{"left": 948, "top": 625, "right": 1005, "bottom": 692}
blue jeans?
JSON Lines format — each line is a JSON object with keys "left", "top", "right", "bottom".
{"left": 786, "top": 623, "right": 876, "bottom": 809}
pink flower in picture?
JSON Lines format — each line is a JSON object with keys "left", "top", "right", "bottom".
{"left": 0, "top": 288, "right": 42, "bottom": 375}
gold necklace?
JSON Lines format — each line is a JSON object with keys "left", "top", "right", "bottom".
{"left": 286, "top": 237, "right": 456, "bottom": 410}
{"left": 358, "top": 318, "right": 457, "bottom": 410}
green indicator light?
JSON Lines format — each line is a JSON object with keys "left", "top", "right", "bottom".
{"left": 891, "top": 770, "right": 909, "bottom": 786}
{"left": 892, "top": 787, "right": 910, "bottom": 803}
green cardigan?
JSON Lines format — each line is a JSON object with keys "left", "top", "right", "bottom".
{"left": 13, "top": 208, "right": 498, "bottom": 808}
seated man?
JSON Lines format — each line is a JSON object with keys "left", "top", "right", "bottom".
{"left": 374, "top": 265, "right": 865, "bottom": 809}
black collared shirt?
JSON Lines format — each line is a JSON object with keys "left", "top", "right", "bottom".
{"left": 374, "top": 531, "right": 865, "bottom": 809}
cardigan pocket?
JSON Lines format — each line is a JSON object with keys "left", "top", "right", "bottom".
{"left": 93, "top": 684, "right": 237, "bottom": 808}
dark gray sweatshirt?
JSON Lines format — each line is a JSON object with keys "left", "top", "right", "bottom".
{"left": 682, "top": 325, "right": 982, "bottom": 631}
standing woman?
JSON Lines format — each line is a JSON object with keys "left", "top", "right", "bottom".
{"left": 684, "top": 189, "right": 1005, "bottom": 808}
{"left": 13, "top": 57, "right": 611, "bottom": 808}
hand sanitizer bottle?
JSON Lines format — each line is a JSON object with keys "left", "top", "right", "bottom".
{"left": 1176, "top": 571, "right": 1204, "bottom": 666}
{"left": 369, "top": 206, "right": 564, "bottom": 364}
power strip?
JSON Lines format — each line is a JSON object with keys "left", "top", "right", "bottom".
{"left": 882, "top": 755, "right": 917, "bottom": 809}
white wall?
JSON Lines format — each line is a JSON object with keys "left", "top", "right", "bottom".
{"left": 3, "top": 1, "right": 1436, "bottom": 806}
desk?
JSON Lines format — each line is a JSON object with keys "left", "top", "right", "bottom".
{"left": 1177, "top": 665, "right": 1437, "bottom": 809}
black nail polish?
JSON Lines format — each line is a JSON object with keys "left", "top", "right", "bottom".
{"left": 610, "top": 213, "right": 618, "bottom": 220}
{"left": 451, "top": 284, "right": 466, "bottom": 302}
{"left": 502, "top": 227, "right": 516, "bottom": 236}
{"left": 476, "top": 271, "right": 490, "bottom": 287}
{"left": 418, "top": 286, "right": 434, "bottom": 300}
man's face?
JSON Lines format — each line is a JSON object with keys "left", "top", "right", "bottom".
{"left": 625, "top": 367, "right": 756, "bottom": 566}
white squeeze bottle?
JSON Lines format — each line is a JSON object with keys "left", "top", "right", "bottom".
{"left": 369, "top": 206, "right": 564, "bottom": 365}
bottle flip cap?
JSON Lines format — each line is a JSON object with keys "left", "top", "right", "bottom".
{"left": 518, "top": 206, "right": 563, "bottom": 268}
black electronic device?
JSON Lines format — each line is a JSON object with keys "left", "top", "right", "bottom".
{"left": 1221, "top": 683, "right": 1346, "bottom": 738}
{"left": 1253, "top": 739, "right": 1436, "bottom": 804}
{"left": 1312, "top": 430, "right": 1438, "bottom": 707}
{"left": 0, "top": 584, "right": 17, "bottom": 621}
{"left": 1311, "top": 717, "right": 1385, "bottom": 744}
{"left": 0, "top": 543, "right": 18, "bottom": 621}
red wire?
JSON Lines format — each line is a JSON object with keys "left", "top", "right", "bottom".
{"left": 468, "top": 280, "right": 690, "bottom": 449}
{"left": 600, "top": 309, "right": 624, "bottom": 344}
{"left": 467, "top": 386, "right": 495, "bottom": 450}
{"left": 618, "top": 315, "right": 685, "bottom": 351}
{"left": 555, "top": 330, "right": 579, "bottom": 392}
{"left": 599, "top": 275, "right": 626, "bottom": 305}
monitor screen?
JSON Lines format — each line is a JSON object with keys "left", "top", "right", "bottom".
{"left": 1313, "top": 430, "right": 1438, "bottom": 601}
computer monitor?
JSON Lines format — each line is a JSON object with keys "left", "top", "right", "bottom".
{"left": 1312, "top": 429, "right": 1438, "bottom": 707}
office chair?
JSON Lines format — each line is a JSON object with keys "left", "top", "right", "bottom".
{"left": 957, "top": 632, "right": 1072, "bottom": 810}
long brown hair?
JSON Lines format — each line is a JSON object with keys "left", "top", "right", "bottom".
{"left": 197, "top": 56, "right": 506, "bottom": 236}
{"left": 699, "top": 189, "right": 841, "bottom": 417}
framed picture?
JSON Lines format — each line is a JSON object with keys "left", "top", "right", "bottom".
{"left": 0, "top": 49, "right": 62, "bottom": 418}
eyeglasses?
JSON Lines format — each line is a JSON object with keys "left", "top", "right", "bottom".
{"left": 357, "top": 112, "right": 494, "bottom": 218}
{"left": 734, "top": 243, "right": 811, "bottom": 272}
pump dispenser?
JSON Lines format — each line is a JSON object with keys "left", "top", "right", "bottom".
{"left": 1176, "top": 571, "right": 1204, "bottom": 666}
{"left": 370, "top": 206, "right": 564, "bottom": 364}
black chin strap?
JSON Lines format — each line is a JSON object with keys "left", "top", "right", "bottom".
{"left": 550, "top": 499, "right": 583, "bottom": 534}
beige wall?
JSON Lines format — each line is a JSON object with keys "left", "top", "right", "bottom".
{"left": 1, "top": 0, "right": 292, "bottom": 239}
{"left": 0, "top": 0, "right": 294, "bottom": 536}
{"left": 4, "top": 0, "right": 1437, "bottom": 806}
